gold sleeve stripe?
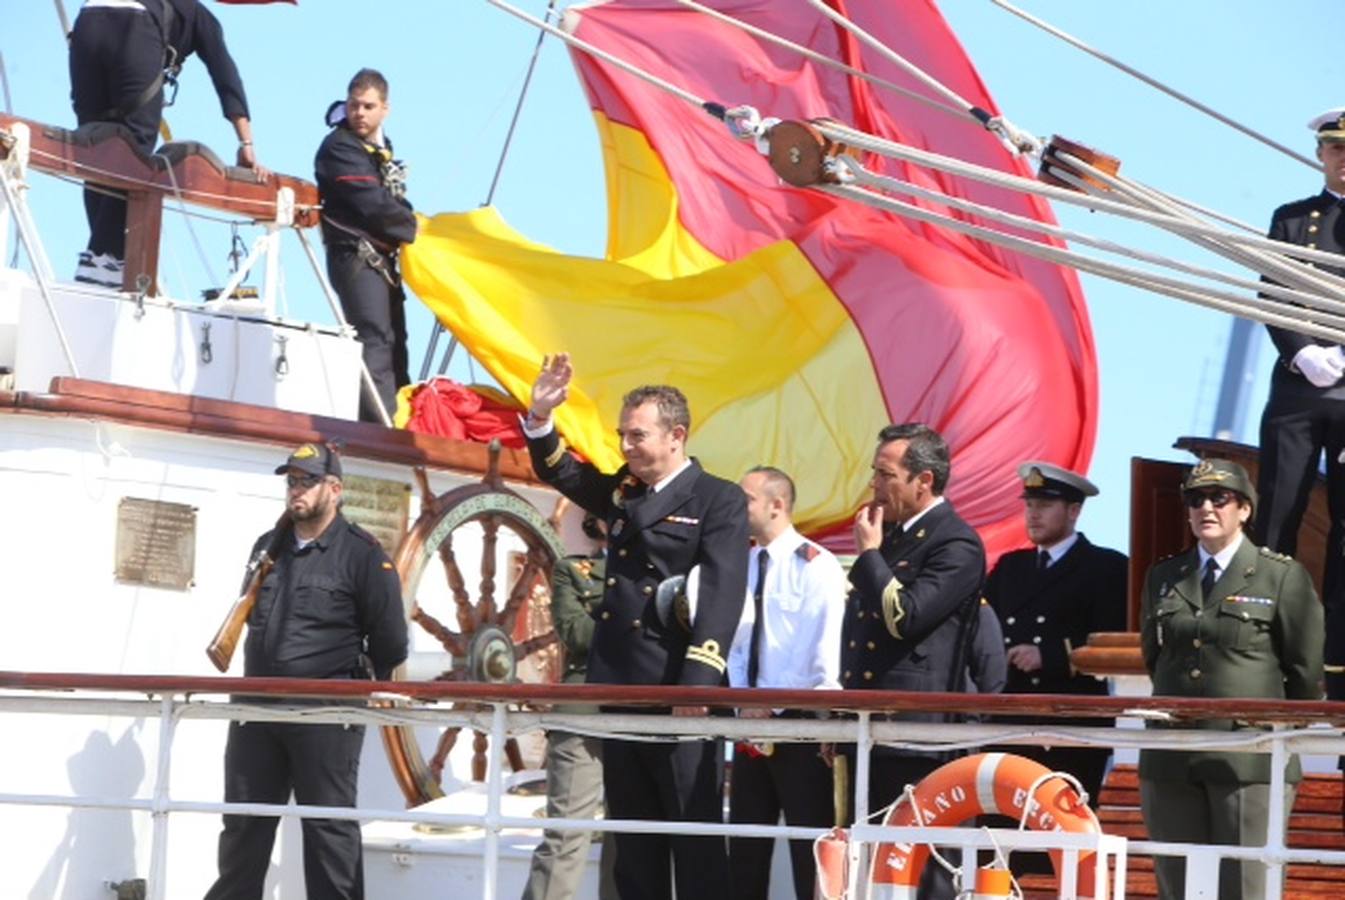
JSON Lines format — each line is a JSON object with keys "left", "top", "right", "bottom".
{"left": 1064, "top": 637, "right": 1076, "bottom": 677}
{"left": 542, "top": 437, "right": 568, "bottom": 470}
{"left": 686, "top": 639, "right": 727, "bottom": 674}
{"left": 881, "top": 578, "right": 905, "bottom": 639}
{"left": 1326, "top": 664, "right": 1345, "bottom": 674}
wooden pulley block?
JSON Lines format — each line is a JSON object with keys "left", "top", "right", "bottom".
{"left": 1038, "top": 135, "right": 1121, "bottom": 192}
{"left": 767, "top": 118, "right": 861, "bottom": 187}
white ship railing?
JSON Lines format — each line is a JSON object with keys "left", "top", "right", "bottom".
{"left": 2, "top": 673, "right": 1344, "bottom": 900}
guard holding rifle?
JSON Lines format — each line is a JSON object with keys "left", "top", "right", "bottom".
{"left": 315, "top": 68, "right": 418, "bottom": 424}
{"left": 203, "top": 442, "right": 407, "bottom": 900}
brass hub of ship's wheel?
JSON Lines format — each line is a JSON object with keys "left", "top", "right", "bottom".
{"left": 382, "top": 441, "right": 567, "bottom": 807}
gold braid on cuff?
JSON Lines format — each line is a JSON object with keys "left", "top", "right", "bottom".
{"left": 542, "top": 438, "right": 568, "bottom": 470}
{"left": 881, "top": 578, "right": 905, "bottom": 639}
{"left": 686, "top": 639, "right": 727, "bottom": 674}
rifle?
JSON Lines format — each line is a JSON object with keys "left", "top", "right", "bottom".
{"left": 206, "top": 512, "right": 292, "bottom": 672}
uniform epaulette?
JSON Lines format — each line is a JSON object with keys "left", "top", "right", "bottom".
{"left": 795, "top": 542, "right": 821, "bottom": 563}
{"left": 347, "top": 520, "right": 381, "bottom": 546}
{"left": 1258, "top": 546, "right": 1292, "bottom": 563}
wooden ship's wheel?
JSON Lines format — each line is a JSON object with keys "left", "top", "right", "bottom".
{"left": 381, "top": 441, "right": 568, "bottom": 806}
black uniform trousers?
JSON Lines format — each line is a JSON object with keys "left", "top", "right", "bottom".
{"left": 326, "top": 244, "right": 409, "bottom": 424}
{"left": 728, "top": 741, "right": 832, "bottom": 900}
{"left": 1256, "top": 390, "right": 1345, "bottom": 701}
{"left": 602, "top": 736, "right": 729, "bottom": 900}
{"left": 203, "top": 720, "right": 366, "bottom": 900}
{"left": 68, "top": 8, "right": 165, "bottom": 259}
{"left": 840, "top": 747, "right": 956, "bottom": 900}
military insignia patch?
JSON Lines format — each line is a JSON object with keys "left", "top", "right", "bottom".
{"left": 1024, "top": 467, "right": 1046, "bottom": 488}
{"left": 294, "top": 444, "right": 318, "bottom": 459}
{"left": 611, "top": 519, "right": 625, "bottom": 537}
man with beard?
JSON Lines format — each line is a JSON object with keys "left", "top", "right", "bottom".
{"left": 985, "top": 462, "right": 1127, "bottom": 807}
{"left": 315, "top": 69, "right": 417, "bottom": 424}
{"left": 204, "top": 442, "right": 408, "bottom": 900}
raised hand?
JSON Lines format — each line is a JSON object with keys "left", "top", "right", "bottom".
{"left": 853, "top": 503, "right": 884, "bottom": 552}
{"left": 530, "top": 352, "right": 573, "bottom": 418}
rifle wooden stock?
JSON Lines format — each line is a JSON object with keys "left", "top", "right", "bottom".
{"left": 206, "top": 512, "right": 291, "bottom": 672}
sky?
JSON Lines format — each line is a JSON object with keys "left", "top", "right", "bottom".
{"left": 1, "top": 0, "right": 1341, "bottom": 554}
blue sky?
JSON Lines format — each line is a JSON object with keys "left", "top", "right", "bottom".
{"left": 2, "top": 0, "right": 1340, "bottom": 553}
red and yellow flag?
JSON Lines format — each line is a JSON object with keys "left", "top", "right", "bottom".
{"left": 403, "top": 1, "right": 1096, "bottom": 561}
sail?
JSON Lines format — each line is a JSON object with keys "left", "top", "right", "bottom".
{"left": 403, "top": 0, "right": 1097, "bottom": 560}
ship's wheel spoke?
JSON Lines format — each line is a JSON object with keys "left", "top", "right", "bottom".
{"left": 478, "top": 514, "right": 500, "bottom": 623}
{"left": 438, "top": 536, "right": 476, "bottom": 635}
{"left": 515, "top": 632, "right": 559, "bottom": 660}
{"left": 501, "top": 549, "right": 547, "bottom": 632}
{"left": 504, "top": 738, "right": 525, "bottom": 774}
{"left": 429, "top": 726, "right": 461, "bottom": 783}
{"left": 409, "top": 604, "right": 466, "bottom": 657}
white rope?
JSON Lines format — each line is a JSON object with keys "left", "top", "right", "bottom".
{"left": 673, "top": 0, "right": 973, "bottom": 124}
{"left": 820, "top": 178, "right": 1345, "bottom": 344}
{"left": 803, "top": 0, "right": 1040, "bottom": 155}
{"left": 482, "top": 0, "right": 705, "bottom": 108}
{"left": 988, "top": 0, "right": 1318, "bottom": 170}
{"left": 1056, "top": 151, "right": 1345, "bottom": 302}
{"left": 153, "top": 150, "right": 222, "bottom": 291}
{"left": 815, "top": 118, "right": 1345, "bottom": 273}
{"left": 843, "top": 162, "right": 1345, "bottom": 319}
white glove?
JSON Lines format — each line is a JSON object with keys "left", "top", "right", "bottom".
{"left": 1292, "top": 344, "right": 1345, "bottom": 388}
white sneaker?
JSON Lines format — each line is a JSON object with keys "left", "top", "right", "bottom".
{"left": 74, "top": 252, "right": 124, "bottom": 289}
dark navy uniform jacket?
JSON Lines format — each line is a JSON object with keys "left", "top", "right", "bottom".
{"left": 314, "top": 126, "right": 417, "bottom": 253}
{"left": 527, "top": 429, "right": 749, "bottom": 689}
{"left": 1264, "top": 190, "right": 1345, "bottom": 400}
{"left": 242, "top": 513, "right": 408, "bottom": 682}
{"left": 160, "top": 0, "right": 250, "bottom": 121}
{"left": 841, "top": 500, "right": 987, "bottom": 713}
{"left": 986, "top": 533, "right": 1128, "bottom": 696}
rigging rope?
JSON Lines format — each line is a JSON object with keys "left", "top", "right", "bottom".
{"left": 476, "top": 0, "right": 1345, "bottom": 340}
{"left": 674, "top": 0, "right": 972, "bottom": 125}
{"left": 987, "top": 0, "right": 1318, "bottom": 170}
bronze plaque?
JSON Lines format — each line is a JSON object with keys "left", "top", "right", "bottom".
{"left": 114, "top": 497, "right": 197, "bottom": 591}
{"left": 341, "top": 474, "right": 411, "bottom": 554}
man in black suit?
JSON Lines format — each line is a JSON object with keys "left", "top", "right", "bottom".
{"left": 1256, "top": 104, "right": 1345, "bottom": 802}
{"left": 841, "top": 423, "right": 991, "bottom": 900}
{"left": 985, "top": 462, "right": 1127, "bottom": 808}
{"left": 523, "top": 352, "right": 749, "bottom": 900}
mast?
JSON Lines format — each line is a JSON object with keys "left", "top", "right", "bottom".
{"left": 1212, "top": 318, "right": 1261, "bottom": 441}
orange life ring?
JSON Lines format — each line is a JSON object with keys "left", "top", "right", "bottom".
{"left": 867, "top": 751, "right": 1106, "bottom": 899}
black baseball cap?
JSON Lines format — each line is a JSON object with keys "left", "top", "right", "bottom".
{"left": 275, "top": 442, "right": 342, "bottom": 479}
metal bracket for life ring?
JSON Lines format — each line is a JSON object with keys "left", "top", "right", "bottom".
{"left": 273, "top": 334, "right": 289, "bottom": 378}
{"left": 199, "top": 322, "right": 212, "bottom": 364}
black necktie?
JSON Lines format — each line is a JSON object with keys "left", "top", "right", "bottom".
{"left": 1201, "top": 557, "right": 1219, "bottom": 600}
{"left": 1037, "top": 549, "right": 1050, "bottom": 571}
{"left": 747, "top": 550, "right": 770, "bottom": 688}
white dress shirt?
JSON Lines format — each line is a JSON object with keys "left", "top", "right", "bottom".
{"left": 1038, "top": 531, "right": 1080, "bottom": 567}
{"left": 1197, "top": 532, "right": 1245, "bottom": 586}
{"left": 727, "top": 526, "right": 847, "bottom": 691}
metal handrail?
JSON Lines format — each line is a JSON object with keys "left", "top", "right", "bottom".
{"left": 3, "top": 673, "right": 1345, "bottom": 900}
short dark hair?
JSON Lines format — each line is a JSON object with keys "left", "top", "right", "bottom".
{"left": 348, "top": 68, "right": 389, "bottom": 101}
{"left": 580, "top": 513, "right": 606, "bottom": 542}
{"left": 621, "top": 385, "right": 690, "bottom": 434}
{"left": 877, "top": 423, "right": 951, "bottom": 494}
{"left": 746, "top": 465, "right": 796, "bottom": 513}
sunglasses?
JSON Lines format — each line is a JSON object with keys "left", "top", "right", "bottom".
{"left": 285, "top": 473, "right": 325, "bottom": 490}
{"left": 1183, "top": 489, "right": 1239, "bottom": 509}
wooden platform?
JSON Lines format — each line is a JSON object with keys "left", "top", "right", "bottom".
{"left": 1019, "top": 764, "right": 1345, "bottom": 898}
